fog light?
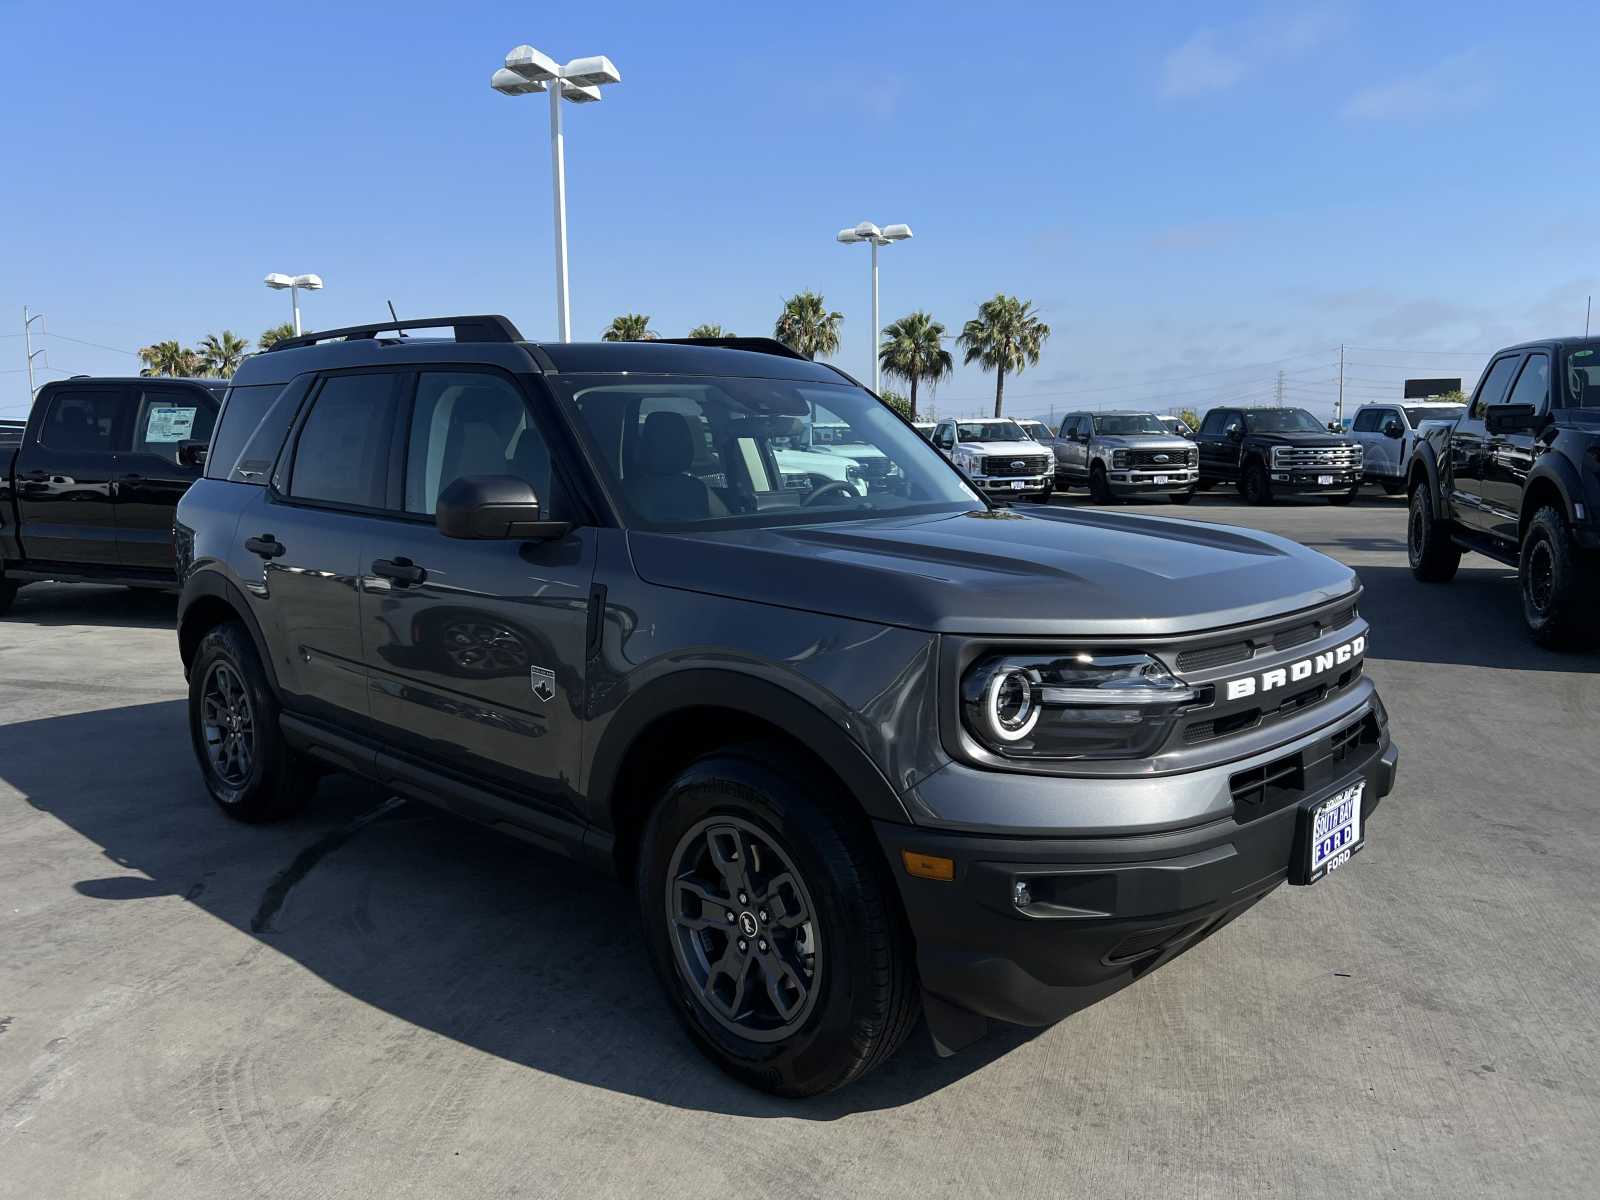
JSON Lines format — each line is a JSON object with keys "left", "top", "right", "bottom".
{"left": 1012, "top": 879, "right": 1032, "bottom": 908}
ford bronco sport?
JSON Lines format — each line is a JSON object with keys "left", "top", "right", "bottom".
{"left": 175, "top": 316, "right": 1399, "bottom": 1096}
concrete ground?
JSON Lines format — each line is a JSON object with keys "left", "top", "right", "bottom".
{"left": 1, "top": 489, "right": 1596, "bottom": 1199}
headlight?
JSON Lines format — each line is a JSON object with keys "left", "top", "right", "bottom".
{"left": 1352, "top": 445, "right": 1364, "bottom": 465}
{"left": 1112, "top": 449, "right": 1129, "bottom": 468}
{"left": 961, "top": 651, "right": 1201, "bottom": 760}
{"left": 845, "top": 463, "right": 864, "bottom": 482}
{"left": 1271, "top": 445, "right": 1286, "bottom": 467}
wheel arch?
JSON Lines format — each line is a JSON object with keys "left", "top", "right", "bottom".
{"left": 590, "top": 669, "right": 912, "bottom": 882}
{"left": 1519, "top": 459, "right": 1584, "bottom": 542}
{"left": 177, "top": 571, "right": 279, "bottom": 693}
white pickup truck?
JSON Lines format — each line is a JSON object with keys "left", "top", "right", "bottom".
{"left": 1349, "top": 400, "right": 1466, "bottom": 494}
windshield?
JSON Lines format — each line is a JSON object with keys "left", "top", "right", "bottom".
{"left": 1404, "top": 405, "right": 1464, "bottom": 426}
{"left": 1244, "top": 408, "right": 1325, "bottom": 433}
{"left": 957, "top": 420, "right": 1027, "bottom": 442}
{"left": 553, "top": 374, "right": 980, "bottom": 530}
{"left": 1093, "top": 414, "right": 1166, "bottom": 436}
{"left": 1016, "top": 420, "right": 1049, "bottom": 441}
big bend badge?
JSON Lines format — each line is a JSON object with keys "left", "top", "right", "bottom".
{"left": 530, "top": 665, "right": 556, "bottom": 703}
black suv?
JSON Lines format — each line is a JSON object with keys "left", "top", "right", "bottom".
{"left": 1406, "top": 337, "right": 1600, "bottom": 646}
{"left": 175, "top": 316, "right": 1399, "bottom": 1095}
{"left": 1195, "top": 406, "right": 1364, "bottom": 505}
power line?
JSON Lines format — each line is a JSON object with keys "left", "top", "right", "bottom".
{"left": 42, "top": 331, "right": 139, "bottom": 356}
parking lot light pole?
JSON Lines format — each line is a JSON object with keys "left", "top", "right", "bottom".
{"left": 493, "top": 46, "right": 621, "bottom": 343}
{"left": 264, "top": 273, "right": 324, "bottom": 336}
{"left": 836, "top": 222, "right": 912, "bottom": 393}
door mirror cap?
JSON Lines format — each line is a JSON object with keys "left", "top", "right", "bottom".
{"left": 177, "top": 439, "right": 209, "bottom": 468}
{"left": 1383, "top": 421, "right": 1405, "bottom": 439}
{"left": 1485, "top": 403, "right": 1539, "bottom": 434}
{"left": 436, "top": 475, "right": 570, "bottom": 541}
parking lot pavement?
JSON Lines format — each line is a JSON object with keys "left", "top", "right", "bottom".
{"left": 2, "top": 492, "right": 1597, "bottom": 1200}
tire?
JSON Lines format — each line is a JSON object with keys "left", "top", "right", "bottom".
{"left": 1407, "top": 483, "right": 1461, "bottom": 583}
{"left": 1168, "top": 490, "right": 1195, "bottom": 505}
{"left": 637, "top": 745, "right": 919, "bottom": 1097}
{"left": 0, "top": 579, "right": 17, "bottom": 617}
{"left": 1242, "top": 460, "right": 1273, "bottom": 506}
{"left": 1192, "top": 478, "right": 1212, "bottom": 492}
{"left": 187, "top": 621, "right": 315, "bottom": 822}
{"left": 1088, "top": 463, "right": 1114, "bottom": 505}
{"left": 1329, "top": 482, "right": 1360, "bottom": 506}
{"left": 1520, "top": 506, "right": 1599, "bottom": 649}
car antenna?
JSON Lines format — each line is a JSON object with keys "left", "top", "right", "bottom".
{"left": 387, "top": 299, "right": 406, "bottom": 338}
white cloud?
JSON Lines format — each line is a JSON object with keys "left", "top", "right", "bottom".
{"left": 1342, "top": 51, "right": 1490, "bottom": 121}
{"left": 1159, "top": 5, "right": 1348, "bottom": 99}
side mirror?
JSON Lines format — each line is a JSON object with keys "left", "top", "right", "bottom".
{"left": 1486, "top": 403, "right": 1539, "bottom": 434}
{"left": 436, "top": 475, "right": 571, "bottom": 541}
{"left": 177, "top": 439, "right": 209, "bottom": 468}
{"left": 1226, "top": 426, "right": 1243, "bottom": 442}
{"left": 1383, "top": 421, "right": 1404, "bottom": 439}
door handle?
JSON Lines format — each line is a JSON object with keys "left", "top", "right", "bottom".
{"left": 371, "top": 556, "right": 426, "bottom": 585}
{"left": 244, "top": 534, "right": 285, "bottom": 559}
{"left": 120, "top": 472, "right": 144, "bottom": 480}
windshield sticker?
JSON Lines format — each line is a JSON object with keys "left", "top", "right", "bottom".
{"left": 145, "top": 406, "right": 197, "bottom": 443}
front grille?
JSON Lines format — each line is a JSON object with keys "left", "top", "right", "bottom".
{"left": 1271, "top": 445, "right": 1362, "bottom": 470}
{"left": 982, "top": 454, "right": 1051, "bottom": 477}
{"left": 1226, "top": 710, "right": 1380, "bottom": 819}
{"left": 1273, "top": 621, "right": 1321, "bottom": 651}
{"left": 1174, "top": 597, "right": 1360, "bottom": 677}
{"left": 1128, "top": 447, "right": 1195, "bottom": 468}
{"left": 1176, "top": 640, "right": 1253, "bottom": 672}
{"left": 853, "top": 457, "right": 892, "bottom": 480}
{"left": 1181, "top": 657, "right": 1363, "bottom": 745}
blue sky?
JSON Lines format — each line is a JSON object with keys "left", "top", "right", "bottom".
{"left": 3, "top": 0, "right": 1596, "bottom": 422}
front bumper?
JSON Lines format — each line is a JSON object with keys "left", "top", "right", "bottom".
{"left": 1107, "top": 467, "right": 1197, "bottom": 494}
{"left": 1269, "top": 469, "right": 1360, "bottom": 494}
{"left": 969, "top": 473, "right": 1052, "bottom": 498}
{"left": 877, "top": 726, "right": 1398, "bottom": 1032}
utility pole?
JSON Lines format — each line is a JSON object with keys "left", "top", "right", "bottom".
{"left": 1337, "top": 344, "right": 1345, "bottom": 427}
{"left": 23, "top": 307, "right": 47, "bottom": 398}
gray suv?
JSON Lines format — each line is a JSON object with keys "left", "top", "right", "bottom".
{"left": 1052, "top": 410, "right": 1198, "bottom": 503}
{"left": 174, "top": 316, "right": 1398, "bottom": 1096}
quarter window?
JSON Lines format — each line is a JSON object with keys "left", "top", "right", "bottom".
{"left": 40, "top": 388, "right": 124, "bottom": 453}
{"left": 287, "top": 372, "right": 401, "bottom": 508}
{"left": 403, "top": 372, "right": 549, "bottom": 516}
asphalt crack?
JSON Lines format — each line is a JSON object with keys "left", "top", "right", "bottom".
{"left": 250, "top": 797, "right": 407, "bottom": 933}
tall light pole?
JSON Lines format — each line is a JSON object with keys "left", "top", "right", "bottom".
{"left": 492, "top": 45, "right": 622, "bottom": 343}
{"left": 264, "top": 273, "right": 324, "bottom": 336}
{"left": 836, "top": 221, "right": 912, "bottom": 394}
{"left": 22, "top": 307, "right": 46, "bottom": 398}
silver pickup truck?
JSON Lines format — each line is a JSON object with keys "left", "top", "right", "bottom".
{"left": 1050, "top": 410, "right": 1198, "bottom": 504}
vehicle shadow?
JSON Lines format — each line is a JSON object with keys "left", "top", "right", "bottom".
{"left": 3, "top": 583, "right": 177, "bottom": 630}
{"left": 0, "top": 700, "right": 1038, "bottom": 1119}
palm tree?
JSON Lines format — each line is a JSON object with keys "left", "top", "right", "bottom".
{"left": 878, "top": 311, "right": 953, "bottom": 415}
{"left": 258, "top": 322, "right": 296, "bottom": 350}
{"left": 602, "top": 313, "right": 658, "bottom": 341}
{"left": 198, "top": 330, "right": 250, "bottom": 378}
{"left": 687, "top": 323, "right": 731, "bottom": 339}
{"left": 957, "top": 295, "right": 1051, "bottom": 418}
{"left": 138, "top": 340, "right": 202, "bottom": 378}
{"left": 773, "top": 291, "right": 842, "bottom": 360}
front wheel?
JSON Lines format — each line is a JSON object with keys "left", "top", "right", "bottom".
{"left": 637, "top": 747, "right": 919, "bottom": 1096}
{"left": 1242, "top": 461, "right": 1273, "bottom": 506}
{"left": 1407, "top": 484, "right": 1461, "bottom": 583}
{"left": 1382, "top": 480, "right": 1405, "bottom": 496}
{"left": 1168, "top": 490, "right": 1195, "bottom": 505}
{"left": 1329, "top": 482, "right": 1361, "bottom": 506}
{"left": 1088, "top": 463, "right": 1114, "bottom": 505}
{"left": 1520, "top": 506, "right": 1598, "bottom": 649}
{"left": 0, "top": 579, "right": 17, "bottom": 617}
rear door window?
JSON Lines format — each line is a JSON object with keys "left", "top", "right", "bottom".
{"left": 131, "top": 388, "right": 218, "bottom": 464}
{"left": 286, "top": 372, "right": 402, "bottom": 509}
{"left": 402, "top": 371, "right": 551, "bottom": 516}
{"left": 39, "top": 387, "right": 127, "bottom": 453}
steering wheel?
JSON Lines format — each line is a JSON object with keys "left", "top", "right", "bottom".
{"left": 803, "top": 480, "right": 861, "bottom": 507}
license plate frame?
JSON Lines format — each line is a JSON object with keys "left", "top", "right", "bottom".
{"left": 1010, "top": 480, "right": 1026, "bottom": 490}
{"left": 1318, "top": 474, "right": 1335, "bottom": 486}
{"left": 1290, "top": 781, "right": 1365, "bottom": 885}
{"left": 1153, "top": 475, "right": 1169, "bottom": 485}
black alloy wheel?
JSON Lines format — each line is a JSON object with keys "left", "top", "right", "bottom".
{"left": 1407, "top": 483, "right": 1461, "bottom": 583}
{"left": 200, "top": 661, "right": 256, "bottom": 788}
{"left": 665, "top": 816, "right": 821, "bottom": 1042}
{"left": 1089, "top": 463, "right": 1114, "bottom": 505}
{"left": 1520, "top": 505, "right": 1598, "bottom": 649}
{"left": 1242, "top": 461, "right": 1272, "bottom": 506}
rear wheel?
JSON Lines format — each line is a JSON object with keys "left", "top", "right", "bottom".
{"left": 1407, "top": 483, "right": 1461, "bottom": 583}
{"left": 1520, "top": 506, "right": 1598, "bottom": 649}
{"left": 1168, "top": 490, "right": 1195, "bottom": 505}
{"left": 1088, "top": 463, "right": 1114, "bottom": 505}
{"left": 637, "top": 746, "right": 919, "bottom": 1096}
{"left": 188, "top": 622, "right": 315, "bottom": 822}
{"left": 1242, "top": 460, "right": 1273, "bottom": 506}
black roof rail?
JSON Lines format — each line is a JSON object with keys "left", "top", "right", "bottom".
{"left": 657, "top": 336, "right": 809, "bottom": 362}
{"left": 266, "top": 314, "right": 524, "bottom": 352}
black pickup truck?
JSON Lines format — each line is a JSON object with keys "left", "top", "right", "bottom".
{"left": 1195, "top": 406, "right": 1364, "bottom": 505}
{"left": 1406, "top": 337, "right": 1600, "bottom": 647}
{"left": 0, "top": 376, "right": 223, "bottom": 614}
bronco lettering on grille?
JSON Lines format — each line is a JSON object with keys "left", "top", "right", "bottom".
{"left": 1223, "top": 635, "right": 1366, "bottom": 701}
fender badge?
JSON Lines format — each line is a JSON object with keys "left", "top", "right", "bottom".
{"left": 530, "top": 665, "right": 556, "bottom": 703}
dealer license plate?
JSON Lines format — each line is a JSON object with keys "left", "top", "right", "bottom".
{"left": 1307, "top": 782, "right": 1363, "bottom": 881}
{"left": 1153, "top": 475, "right": 1169, "bottom": 485}
{"left": 1010, "top": 480, "right": 1026, "bottom": 489}
{"left": 1318, "top": 474, "right": 1334, "bottom": 486}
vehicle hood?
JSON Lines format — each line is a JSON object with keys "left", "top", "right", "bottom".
{"left": 1245, "top": 431, "right": 1355, "bottom": 448}
{"left": 1093, "top": 434, "right": 1195, "bottom": 452}
{"left": 627, "top": 507, "right": 1357, "bottom": 636}
{"left": 951, "top": 440, "right": 1049, "bottom": 457}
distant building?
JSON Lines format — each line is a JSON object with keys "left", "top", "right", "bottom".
{"left": 1403, "top": 378, "right": 1461, "bottom": 399}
